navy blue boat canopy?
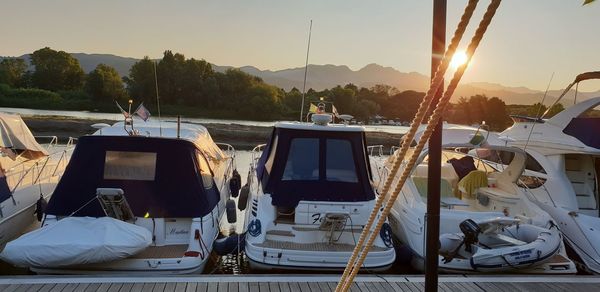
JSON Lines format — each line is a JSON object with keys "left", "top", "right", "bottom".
{"left": 256, "top": 127, "right": 375, "bottom": 208}
{"left": 46, "top": 135, "right": 220, "bottom": 218}
{"left": 563, "top": 117, "right": 600, "bottom": 149}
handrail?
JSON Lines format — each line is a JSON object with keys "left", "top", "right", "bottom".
{"left": 367, "top": 145, "right": 384, "bottom": 157}
{"left": 214, "top": 142, "right": 237, "bottom": 192}
{"left": 34, "top": 135, "right": 58, "bottom": 148}
{"left": 251, "top": 144, "right": 266, "bottom": 167}
{"left": 5, "top": 141, "right": 76, "bottom": 204}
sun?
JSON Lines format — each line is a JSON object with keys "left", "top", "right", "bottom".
{"left": 450, "top": 51, "right": 469, "bottom": 69}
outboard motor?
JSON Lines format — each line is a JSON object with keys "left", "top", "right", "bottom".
{"left": 459, "top": 219, "right": 481, "bottom": 253}
{"left": 229, "top": 170, "right": 241, "bottom": 198}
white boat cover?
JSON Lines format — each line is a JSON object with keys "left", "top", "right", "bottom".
{"left": 0, "top": 217, "right": 152, "bottom": 267}
{"left": 0, "top": 113, "right": 47, "bottom": 159}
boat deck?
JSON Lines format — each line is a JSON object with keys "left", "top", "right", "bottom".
{"left": 130, "top": 245, "right": 189, "bottom": 259}
{"left": 0, "top": 275, "right": 599, "bottom": 292}
{"left": 255, "top": 240, "right": 386, "bottom": 252}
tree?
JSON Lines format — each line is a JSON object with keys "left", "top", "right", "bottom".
{"left": 125, "top": 57, "right": 157, "bottom": 104}
{"left": 30, "top": 47, "right": 85, "bottom": 91}
{"left": 86, "top": 64, "right": 127, "bottom": 102}
{"left": 157, "top": 50, "right": 186, "bottom": 104}
{"left": 0, "top": 58, "right": 27, "bottom": 87}
{"left": 546, "top": 103, "right": 565, "bottom": 117}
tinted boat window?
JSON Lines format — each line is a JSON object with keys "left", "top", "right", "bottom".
{"left": 103, "top": 151, "right": 156, "bottom": 181}
{"left": 326, "top": 139, "right": 358, "bottom": 182}
{"left": 282, "top": 138, "right": 319, "bottom": 181}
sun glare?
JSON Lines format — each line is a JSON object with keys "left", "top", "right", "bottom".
{"left": 450, "top": 51, "right": 469, "bottom": 69}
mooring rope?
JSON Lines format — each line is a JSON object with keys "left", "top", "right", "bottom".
{"left": 336, "top": 0, "right": 480, "bottom": 289}
{"left": 336, "top": 1, "right": 502, "bottom": 291}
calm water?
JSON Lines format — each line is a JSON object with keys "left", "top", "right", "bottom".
{"left": 0, "top": 107, "right": 410, "bottom": 134}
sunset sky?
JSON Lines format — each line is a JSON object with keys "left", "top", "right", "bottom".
{"left": 1, "top": 0, "right": 599, "bottom": 92}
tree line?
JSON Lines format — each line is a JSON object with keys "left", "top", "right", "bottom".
{"left": 0, "top": 47, "right": 564, "bottom": 128}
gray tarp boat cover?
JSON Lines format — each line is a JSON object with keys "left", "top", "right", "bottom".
{"left": 0, "top": 113, "right": 48, "bottom": 158}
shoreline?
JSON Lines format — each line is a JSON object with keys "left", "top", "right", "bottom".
{"left": 22, "top": 116, "right": 403, "bottom": 151}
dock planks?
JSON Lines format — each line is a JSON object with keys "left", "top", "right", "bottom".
{"left": 0, "top": 275, "right": 599, "bottom": 292}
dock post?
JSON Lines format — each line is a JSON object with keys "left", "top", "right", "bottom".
{"left": 425, "top": 1, "right": 446, "bottom": 291}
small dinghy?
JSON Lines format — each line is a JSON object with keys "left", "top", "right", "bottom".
{"left": 0, "top": 217, "right": 152, "bottom": 267}
{"left": 439, "top": 217, "right": 562, "bottom": 272}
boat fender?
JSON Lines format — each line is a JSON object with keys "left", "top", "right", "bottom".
{"left": 248, "top": 219, "right": 261, "bottom": 237}
{"left": 238, "top": 184, "right": 250, "bottom": 211}
{"left": 230, "top": 170, "right": 242, "bottom": 198}
{"left": 380, "top": 223, "right": 394, "bottom": 248}
{"left": 213, "top": 233, "right": 246, "bottom": 256}
{"left": 226, "top": 199, "right": 237, "bottom": 224}
{"left": 34, "top": 195, "right": 47, "bottom": 222}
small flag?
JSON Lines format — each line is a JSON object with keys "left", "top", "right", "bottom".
{"left": 308, "top": 103, "right": 318, "bottom": 113}
{"left": 134, "top": 103, "right": 151, "bottom": 122}
{"left": 115, "top": 101, "right": 131, "bottom": 118}
{"left": 332, "top": 105, "right": 339, "bottom": 117}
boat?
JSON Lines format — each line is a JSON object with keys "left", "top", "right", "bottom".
{"left": 1, "top": 118, "right": 237, "bottom": 274}
{"left": 0, "top": 113, "right": 74, "bottom": 249}
{"left": 497, "top": 72, "right": 600, "bottom": 273}
{"left": 241, "top": 113, "right": 396, "bottom": 271}
{"left": 381, "top": 129, "right": 576, "bottom": 273}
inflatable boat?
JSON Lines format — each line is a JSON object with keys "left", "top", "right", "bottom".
{"left": 438, "top": 217, "right": 562, "bottom": 272}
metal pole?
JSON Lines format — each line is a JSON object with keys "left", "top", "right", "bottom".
{"left": 425, "top": 1, "right": 446, "bottom": 292}
{"left": 299, "top": 20, "right": 313, "bottom": 121}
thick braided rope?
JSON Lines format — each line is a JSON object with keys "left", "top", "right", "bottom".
{"left": 335, "top": 0, "right": 480, "bottom": 289}
{"left": 337, "top": 1, "right": 501, "bottom": 291}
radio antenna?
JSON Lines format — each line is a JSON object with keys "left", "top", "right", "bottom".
{"left": 524, "top": 72, "right": 554, "bottom": 151}
{"left": 154, "top": 60, "right": 162, "bottom": 136}
{"left": 299, "top": 20, "right": 313, "bottom": 122}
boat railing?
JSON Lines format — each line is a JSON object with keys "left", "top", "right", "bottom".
{"left": 5, "top": 141, "right": 76, "bottom": 204}
{"left": 215, "top": 142, "right": 237, "bottom": 190}
{"left": 34, "top": 135, "right": 59, "bottom": 149}
{"left": 251, "top": 144, "right": 266, "bottom": 167}
{"left": 390, "top": 146, "right": 400, "bottom": 155}
{"left": 367, "top": 145, "right": 384, "bottom": 157}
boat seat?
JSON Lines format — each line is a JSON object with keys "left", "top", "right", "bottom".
{"left": 487, "top": 233, "right": 527, "bottom": 247}
{"left": 413, "top": 177, "right": 456, "bottom": 199}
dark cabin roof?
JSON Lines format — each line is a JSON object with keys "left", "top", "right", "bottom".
{"left": 45, "top": 135, "right": 220, "bottom": 218}
{"left": 256, "top": 125, "right": 375, "bottom": 208}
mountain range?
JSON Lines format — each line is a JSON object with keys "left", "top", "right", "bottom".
{"left": 3, "top": 53, "right": 599, "bottom": 105}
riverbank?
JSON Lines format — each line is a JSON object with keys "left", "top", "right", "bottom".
{"left": 22, "top": 116, "right": 403, "bottom": 151}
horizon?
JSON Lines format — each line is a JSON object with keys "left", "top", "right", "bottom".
{"left": 1, "top": 1, "right": 600, "bottom": 92}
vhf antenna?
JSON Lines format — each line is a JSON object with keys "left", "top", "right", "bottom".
{"left": 154, "top": 60, "right": 162, "bottom": 136}
{"left": 299, "top": 20, "right": 313, "bottom": 122}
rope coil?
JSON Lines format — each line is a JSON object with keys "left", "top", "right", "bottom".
{"left": 336, "top": 1, "right": 502, "bottom": 291}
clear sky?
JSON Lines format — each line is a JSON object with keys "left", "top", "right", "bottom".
{"left": 1, "top": 0, "right": 599, "bottom": 92}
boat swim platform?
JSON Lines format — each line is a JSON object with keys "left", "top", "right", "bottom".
{"left": 1, "top": 275, "right": 600, "bottom": 292}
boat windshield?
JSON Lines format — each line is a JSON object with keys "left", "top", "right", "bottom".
{"left": 257, "top": 127, "right": 374, "bottom": 208}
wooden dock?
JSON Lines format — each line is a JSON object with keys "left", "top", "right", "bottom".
{"left": 1, "top": 275, "right": 599, "bottom": 292}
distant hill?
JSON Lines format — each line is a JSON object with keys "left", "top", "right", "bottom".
{"left": 2, "top": 52, "right": 600, "bottom": 105}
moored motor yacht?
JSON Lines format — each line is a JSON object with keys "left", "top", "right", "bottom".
{"left": 241, "top": 114, "right": 396, "bottom": 271}
{"left": 498, "top": 77, "right": 600, "bottom": 273}
{"left": 0, "top": 113, "right": 74, "bottom": 249}
{"left": 1, "top": 119, "right": 237, "bottom": 274}
{"left": 381, "top": 132, "right": 576, "bottom": 273}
